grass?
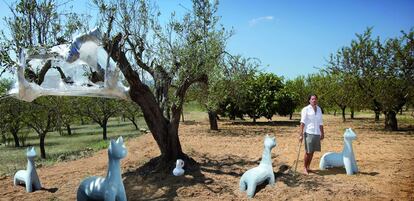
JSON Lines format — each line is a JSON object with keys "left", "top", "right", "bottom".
{"left": 0, "top": 117, "right": 147, "bottom": 176}
{"left": 0, "top": 102, "right": 203, "bottom": 176}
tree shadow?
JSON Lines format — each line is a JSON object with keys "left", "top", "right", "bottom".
{"left": 41, "top": 187, "right": 58, "bottom": 193}
{"left": 122, "top": 154, "right": 331, "bottom": 200}
{"left": 226, "top": 121, "right": 300, "bottom": 127}
{"left": 14, "top": 184, "right": 58, "bottom": 193}
{"left": 122, "top": 153, "right": 260, "bottom": 200}
{"left": 357, "top": 171, "right": 379, "bottom": 176}
{"left": 313, "top": 168, "right": 347, "bottom": 176}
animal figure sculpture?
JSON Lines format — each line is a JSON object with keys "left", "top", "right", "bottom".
{"left": 77, "top": 136, "right": 127, "bottom": 201}
{"left": 173, "top": 159, "right": 185, "bottom": 176}
{"left": 13, "top": 147, "right": 42, "bottom": 192}
{"left": 319, "top": 128, "right": 358, "bottom": 175}
{"left": 240, "top": 135, "right": 276, "bottom": 198}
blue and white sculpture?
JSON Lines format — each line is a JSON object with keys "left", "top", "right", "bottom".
{"left": 240, "top": 135, "right": 276, "bottom": 198}
{"left": 173, "top": 159, "right": 185, "bottom": 176}
{"left": 77, "top": 136, "right": 127, "bottom": 201}
{"left": 319, "top": 128, "right": 358, "bottom": 175}
{"left": 8, "top": 27, "right": 130, "bottom": 102}
{"left": 13, "top": 147, "right": 42, "bottom": 192}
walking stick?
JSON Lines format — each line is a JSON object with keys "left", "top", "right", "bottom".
{"left": 293, "top": 140, "right": 302, "bottom": 174}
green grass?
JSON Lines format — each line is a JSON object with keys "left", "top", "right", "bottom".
{"left": 0, "top": 117, "right": 147, "bottom": 176}
{"left": 0, "top": 102, "right": 206, "bottom": 176}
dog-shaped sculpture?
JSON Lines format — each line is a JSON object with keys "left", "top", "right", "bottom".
{"left": 319, "top": 128, "right": 358, "bottom": 175}
{"left": 240, "top": 135, "right": 276, "bottom": 198}
{"left": 13, "top": 147, "right": 42, "bottom": 192}
{"left": 77, "top": 136, "right": 127, "bottom": 201}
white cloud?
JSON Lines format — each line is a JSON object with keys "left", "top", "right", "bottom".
{"left": 249, "top": 16, "right": 274, "bottom": 26}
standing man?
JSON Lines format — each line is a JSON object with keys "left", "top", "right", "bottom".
{"left": 299, "top": 94, "right": 324, "bottom": 174}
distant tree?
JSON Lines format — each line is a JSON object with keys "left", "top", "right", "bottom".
{"left": 218, "top": 55, "right": 258, "bottom": 121}
{"left": 328, "top": 28, "right": 414, "bottom": 130}
{"left": 54, "top": 97, "right": 78, "bottom": 135}
{"left": 25, "top": 97, "right": 58, "bottom": 159}
{"left": 275, "top": 89, "right": 299, "bottom": 120}
{"left": 76, "top": 97, "right": 120, "bottom": 140}
{"left": 244, "top": 73, "right": 284, "bottom": 122}
{"left": 120, "top": 100, "right": 142, "bottom": 130}
{"left": 0, "top": 79, "right": 28, "bottom": 147}
{"left": 285, "top": 76, "right": 311, "bottom": 109}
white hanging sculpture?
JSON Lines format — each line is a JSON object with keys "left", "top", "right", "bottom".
{"left": 8, "top": 27, "right": 130, "bottom": 102}
{"left": 239, "top": 135, "right": 276, "bottom": 198}
{"left": 13, "top": 147, "right": 42, "bottom": 192}
{"left": 77, "top": 136, "right": 127, "bottom": 201}
{"left": 173, "top": 159, "right": 185, "bottom": 176}
{"left": 319, "top": 128, "right": 358, "bottom": 175}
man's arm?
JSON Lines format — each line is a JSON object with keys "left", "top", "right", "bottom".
{"left": 320, "top": 125, "right": 324, "bottom": 140}
{"left": 299, "top": 123, "right": 305, "bottom": 142}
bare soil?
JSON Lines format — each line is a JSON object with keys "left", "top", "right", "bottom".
{"left": 1, "top": 115, "right": 413, "bottom": 201}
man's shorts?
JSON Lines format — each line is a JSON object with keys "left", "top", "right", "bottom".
{"left": 304, "top": 132, "right": 321, "bottom": 153}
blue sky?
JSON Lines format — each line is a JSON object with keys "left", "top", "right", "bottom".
{"left": 1, "top": 0, "right": 413, "bottom": 80}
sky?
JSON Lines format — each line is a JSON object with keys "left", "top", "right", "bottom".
{"left": 1, "top": 0, "right": 413, "bottom": 80}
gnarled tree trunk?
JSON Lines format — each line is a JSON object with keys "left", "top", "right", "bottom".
{"left": 384, "top": 111, "right": 398, "bottom": 131}
{"left": 208, "top": 110, "right": 218, "bottom": 130}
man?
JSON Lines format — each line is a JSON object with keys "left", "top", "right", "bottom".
{"left": 299, "top": 94, "right": 324, "bottom": 174}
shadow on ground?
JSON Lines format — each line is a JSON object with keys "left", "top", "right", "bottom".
{"left": 122, "top": 153, "right": 327, "bottom": 200}
{"left": 226, "top": 120, "right": 300, "bottom": 127}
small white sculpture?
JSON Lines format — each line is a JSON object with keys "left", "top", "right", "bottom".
{"left": 173, "top": 159, "right": 185, "bottom": 176}
{"left": 13, "top": 147, "right": 42, "bottom": 192}
{"left": 77, "top": 136, "right": 127, "bottom": 201}
{"left": 240, "top": 135, "right": 276, "bottom": 198}
{"left": 319, "top": 128, "right": 358, "bottom": 175}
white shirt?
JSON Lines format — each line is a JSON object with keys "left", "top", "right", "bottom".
{"left": 300, "top": 104, "right": 323, "bottom": 135}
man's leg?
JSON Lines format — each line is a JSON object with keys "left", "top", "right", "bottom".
{"left": 307, "top": 152, "right": 314, "bottom": 172}
{"left": 304, "top": 152, "right": 314, "bottom": 174}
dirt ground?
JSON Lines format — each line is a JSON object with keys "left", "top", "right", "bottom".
{"left": 1, "top": 115, "right": 413, "bottom": 201}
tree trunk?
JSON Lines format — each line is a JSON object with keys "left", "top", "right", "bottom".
{"left": 66, "top": 124, "right": 72, "bottom": 135}
{"left": 375, "top": 111, "right": 380, "bottom": 121}
{"left": 384, "top": 111, "right": 398, "bottom": 131}
{"left": 289, "top": 113, "right": 293, "bottom": 120}
{"left": 341, "top": 106, "right": 346, "bottom": 122}
{"left": 253, "top": 117, "right": 256, "bottom": 123}
{"left": 334, "top": 110, "right": 337, "bottom": 116}
{"left": 129, "top": 86, "right": 185, "bottom": 168}
{"left": 11, "top": 132, "right": 20, "bottom": 147}
{"left": 350, "top": 108, "right": 355, "bottom": 119}
{"left": 102, "top": 120, "right": 108, "bottom": 140}
{"left": 208, "top": 110, "right": 218, "bottom": 130}
{"left": 40, "top": 134, "right": 46, "bottom": 159}
{"left": 129, "top": 117, "right": 139, "bottom": 130}
{"left": 105, "top": 34, "right": 199, "bottom": 172}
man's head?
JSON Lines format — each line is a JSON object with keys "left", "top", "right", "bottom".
{"left": 308, "top": 94, "right": 318, "bottom": 106}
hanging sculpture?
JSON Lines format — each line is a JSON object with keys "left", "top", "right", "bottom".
{"left": 8, "top": 27, "right": 130, "bottom": 102}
